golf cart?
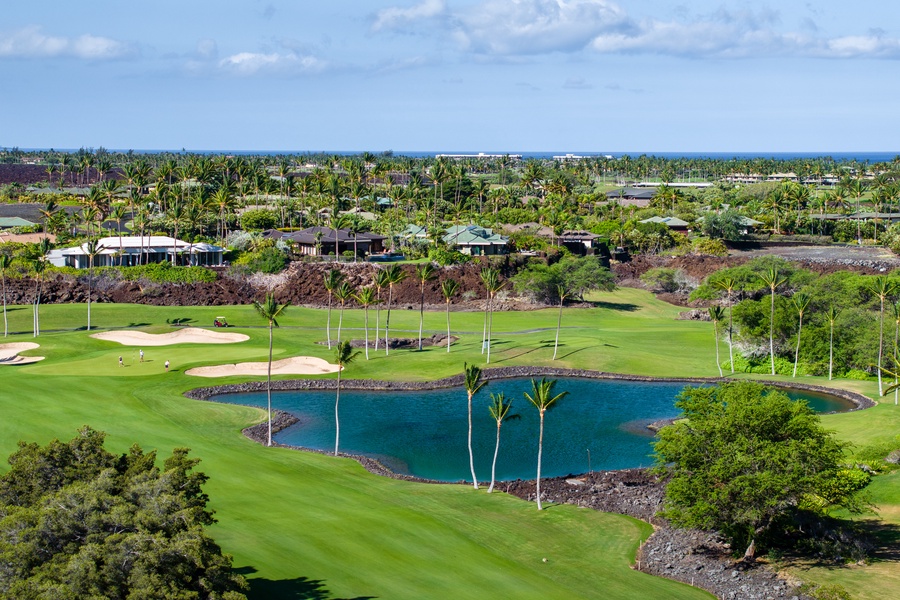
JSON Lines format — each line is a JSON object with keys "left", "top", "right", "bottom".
{"left": 213, "top": 317, "right": 229, "bottom": 328}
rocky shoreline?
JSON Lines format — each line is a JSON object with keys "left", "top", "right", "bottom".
{"left": 189, "top": 368, "right": 872, "bottom": 599}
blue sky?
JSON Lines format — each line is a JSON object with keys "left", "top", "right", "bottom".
{"left": 2, "top": 1, "right": 899, "bottom": 153}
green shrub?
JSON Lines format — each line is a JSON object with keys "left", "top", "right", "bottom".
{"left": 428, "top": 247, "right": 470, "bottom": 266}
{"left": 690, "top": 237, "right": 728, "bottom": 257}
{"left": 843, "top": 368, "right": 874, "bottom": 381}
{"left": 118, "top": 263, "right": 217, "bottom": 284}
{"left": 640, "top": 267, "right": 686, "bottom": 293}
{"left": 240, "top": 209, "right": 278, "bottom": 231}
{"left": 232, "top": 246, "right": 287, "bottom": 274}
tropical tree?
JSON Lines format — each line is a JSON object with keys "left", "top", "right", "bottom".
{"left": 84, "top": 239, "right": 105, "bottom": 331}
{"left": 552, "top": 284, "right": 572, "bottom": 360}
{"left": 825, "top": 305, "right": 840, "bottom": 381}
{"left": 0, "top": 255, "right": 9, "bottom": 337}
{"left": 333, "top": 340, "right": 360, "bottom": 456}
{"left": 382, "top": 264, "right": 407, "bottom": 355}
{"left": 790, "top": 292, "right": 811, "bottom": 378}
{"left": 29, "top": 238, "right": 52, "bottom": 337}
{"left": 415, "top": 262, "right": 437, "bottom": 351}
{"left": 524, "top": 378, "right": 568, "bottom": 510}
{"left": 252, "top": 294, "right": 289, "bottom": 447}
{"left": 464, "top": 362, "right": 487, "bottom": 490}
{"left": 373, "top": 268, "right": 389, "bottom": 352}
{"left": 758, "top": 268, "right": 787, "bottom": 375}
{"left": 353, "top": 286, "right": 377, "bottom": 360}
{"left": 441, "top": 278, "right": 460, "bottom": 353}
{"left": 714, "top": 277, "right": 737, "bottom": 373}
{"left": 322, "top": 268, "right": 344, "bottom": 349}
{"left": 866, "top": 276, "right": 897, "bottom": 395}
{"left": 487, "top": 392, "right": 520, "bottom": 493}
{"left": 107, "top": 204, "right": 128, "bottom": 265}
{"left": 709, "top": 306, "right": 725, "bottom": 377}
{"left": 333, "top": 281, "right": 354, "bottom": 342}
{"left": 479, "top": 267, "right": 505, "bottom": 363}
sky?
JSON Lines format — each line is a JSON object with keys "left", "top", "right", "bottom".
{"left": 2, "top": 1, "right": 899, "bottom": 153}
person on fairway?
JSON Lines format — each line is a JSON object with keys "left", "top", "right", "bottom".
{"left": 164, "top": 360, "right": 169, "bottom": 372}
{"left": 119, "top": 356, "right": 123, "bottom": 367}
{"left": 139, "top": 349, "right": 144, "bottom": 362}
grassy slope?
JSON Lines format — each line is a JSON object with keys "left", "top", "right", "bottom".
{"left": 0, "top": 288, "right": 895, "bottom": 599}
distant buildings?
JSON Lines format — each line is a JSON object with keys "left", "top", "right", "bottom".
{"left": 48, "top": 236, "right": 224, "bottom": 268}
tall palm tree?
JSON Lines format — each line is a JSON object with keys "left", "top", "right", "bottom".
{"left": 553, "top": 284, "right": 572, "bottom": 360}
{"left": 714, "top": 277, "right": 737, "bottom": 373}
{"left": 85, "top": 239, "right": 105, "bottom": 331}
{"left": 709, "top": 306, "right": 725, "bottom": 377}
{"left": 791, "top": 292, "right": 811, "bottom": 378}
{"left": 353, "top": 287, "right": 377, "bottom": 360}
{"left": 415, "top": 262, "right": 437, "bottom": 351}
{"left": 373, "top": 268, "right": 389, "bottom": 352}
{"left": 825, "top": 305, "right": 840, "bottom": 381}
{"left": 0, "top": 255, "right": 9, "bottom": 337}
{"left": 333, "top": 340, "right": 360, "bottom": 456}
{"left": 758, "top": 268, "right": 786, "bottom": 375}
{"left": 333, "top": 281, "right": 354, "bottom": 342}
{"left": 523, "top": 378, "right": 569, "bottom": 510}
{"left": 866, "top": 276, "right": 897, "bottom": 395}
{"left": 464, "top": 362, "right": 487, "bottom": 490}
{"left": 479, "top": 267, "right": 504, "bottom": 362}
{"left": 322, "top": 268, "right": 344, "bottom": 349}
{"left": 893, "top": 302, "right": 900, "bottom": 405}
{"left": 487, "top": 392, "right": 520, "bottom": 493}
{"left": 441, "top": 278, "right": 459, "bottom": 353}
{"left": 252, "top": 294, "right": 289, "bottom": 447}
{"left": 30, "top": 238, "right": 51, "bottom": 337}
{"left": 107, "top": 204, "right": 127, "bottom": 266}
{"left": 383, "top": 264, "right": 407, "bottom": 356}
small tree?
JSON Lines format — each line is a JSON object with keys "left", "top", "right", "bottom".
{"left": 333, "top": 340, "right": 360, "bottom": 456}
{"left": 382, "top": 264, "right": 407, "bottom": 355}
{"left": 372, "top": 268, "right": 390, "bottom": 352}
{"left": 441, "top": 278, "right": 460, "bottom": 353}
{"left": 487, "top": 392, "right": 520, "bottom": 493}
{"left": 758, "top": 268, "right": 787, "bottom": 375}
{"left": 866, "top": 276, "right": 897, "bottom": 395}
{"left": 85, "top": 238, "right": 105, "bottom": 331}
{"left": 524, "top": 378, "right": 568, "bottom": 510}
{"left": 252, "top": 294, "right": 289, "bottom": 446}
{"left": 333, "top": 281, "right": 354, "bottom": 342}
{"left": 825, "top": 305, "right": 840, "bottom": 381}
{"left": 714, "top": 277, "right": 737, "bottom": 373}
{"left": 464, "top": 363, "right": 487, "bottom": 490}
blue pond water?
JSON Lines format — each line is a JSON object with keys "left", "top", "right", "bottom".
{"left": 214, "top": 378, "right": 852, "bottom": 482}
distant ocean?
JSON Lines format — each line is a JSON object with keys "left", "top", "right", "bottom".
{"left": 16, "top": 149, "right": 900, "bottom": 162}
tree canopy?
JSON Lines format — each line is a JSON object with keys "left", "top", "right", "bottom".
{"left": 511, "top": 256, "right": 615, "bottom": 304}
{"left": 653, "top": 381, "right": 869, "bottom": 559}
{"left": 0, "top": 427, "right": 247, "bottom": 599}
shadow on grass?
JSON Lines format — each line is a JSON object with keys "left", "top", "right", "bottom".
{"left": 166, "top": 317, "right": 194, "bottom": 325}
{"left": 236, "top": 568, "right": 377, "bottom": 600}
{"left": 588, "top": 301, "right": 640, "bottom": 312}
{"left": 126, "top": 322, "right": 151, "bottom": 328}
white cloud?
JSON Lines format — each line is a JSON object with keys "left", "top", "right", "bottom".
{"left": 0, "top": 26, "right": 132, "bottom": 60}
{"left": 372, "top": 0, "right": 447, "bottom": 32}
{"left": 217, "top": 51, "right": 326, "bottom": 75}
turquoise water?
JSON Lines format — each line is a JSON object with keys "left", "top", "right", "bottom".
{"left": 214, "top": 378, "right": 853, "bottom": 482}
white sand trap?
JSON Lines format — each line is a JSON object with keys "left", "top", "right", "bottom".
{"left": 0, "top": 342, "right": 45, "bottom": 365}
{"left": 185, "top": 356, "right": 340, "bottom": 378}
{"left": 91, "top": 327, "right": 249, "bottom": 346}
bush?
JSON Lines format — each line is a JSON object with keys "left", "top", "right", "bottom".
{"left": 428, "top": 247, "right": 470, "bottom": 266}
{"left": 233, "top": 246, "right": 288, "bottom": 274}
{"left": 640, "top": 267, "right": 685, "bottom": 293}
{"left": 690, "top": 237, "right": 728, "bottom": 257}
{"left": 118, "top": 262, "right": 217, "bottom": 284}
{"left": 240, "top": 209, "right": 278, "bottom": 231}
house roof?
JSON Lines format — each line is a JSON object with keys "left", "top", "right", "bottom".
{"left": 639, "top": 216, "right": 691, "bottom": 227}
{"left": 606, "top": 188, "right": 656, "bottom": 200}
{"left": 558, "top": 230, "right": 601, "bottom": 241}
{"left": 56, "top": 236, "right": 223, "bottom": 256}
{"left": 443, "top": 225, "right": 508, "bottom": 246}
{"left": 0, "top": 217, "right": 36, "bottom": 228}
{"left": 277, "top": 226, "right": 386, "bottom": 245}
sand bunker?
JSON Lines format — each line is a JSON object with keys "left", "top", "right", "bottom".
{"left": 91, "top": 327, "right": 249, "bottom": 346}
{"left": 0, "top": 342, "right": 45, "bottom": 365}
{"left": 185, "top": 356, "right": 340, "bottom": 378}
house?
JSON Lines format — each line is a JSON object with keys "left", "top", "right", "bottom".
{"left": 605, "top": 188, "right": 655, "bottom": 208}
{"left": 639, "top": 216, "right": 691, "bottom": 231}
{"left": 443, "top": 225, "right": 509, "bottom": 256}
{"left": 269, "top": 227, "right": 387, "bottom": 257}
{"left": 0, "top": 217, "right": 37, "bottom": 229}
{"left": 48, "top": 236, "right": 224, "bottom": 268}
{"left": 557, "top": 230, "right": 607, "bottom": 256}
{"left": 400, "top": 224, "right": 430, "bottom": 243}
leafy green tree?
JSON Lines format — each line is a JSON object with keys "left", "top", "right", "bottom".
{"left": 709, "top": 306, "right": 725, "bottom": 377}
{"left": 0, "top": 427, "right": 247, "bottom": 599}
{"left": 654, "top": 381, "right": 863, "bottom": 560}
{"left": 322, "top": 268, "right": 344, "bottom": 350}
{"left": 791, "top": 292, "right": 811, "bottom": 378}
{"left": 333, "top": 340, "right": 360, "bottom": 456}
{"left": 487, "top": 392, "right": 520, "bottom": 493}
{"left": 523, "top": 378, "right": 569, "bottom": 510}
{"left": 252, "top": 294, "right": 289, "bottom": 446}
{"left": 416, "top": 262, "right": 437, "bottom": 351}
{"left": 239, "top": 208, "right": 278, "bottom": 231}
{"left": 464, "top": 363, "right": 487, "bottom": 490}
{"left": 511, "top": 255, "right": 615, "bottom": 305}
{"left": 701, "top": 209, "right": 746, "bottom": 241}
{"left": 441, "top": 278, "right": 460, "bottom": 353}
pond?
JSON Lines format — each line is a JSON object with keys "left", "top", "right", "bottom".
{"left": 214, "top": 378, "right": 854, "bottom": 482}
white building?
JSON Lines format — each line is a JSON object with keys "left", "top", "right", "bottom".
{"left": 48, "top": 236, "right": 224, "bottom": 268}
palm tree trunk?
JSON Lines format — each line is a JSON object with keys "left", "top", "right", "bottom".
{"left": 793, "top": 315, "right": 803, "bottom": 378}
{"left": 481, "top": 303, "right": 488, "bottom": 355}
{"left": 87, "top": 262, "right": 92, "bottom": 331}
{"left": 486, "top": 295, "right": 494, "bottom": 364}
{"left": 267, "top": 323, "right": 273, "bottom": 446}
{"left": 488, "top": 424, "right": 500, "bottom": 493}
{"left": 337, "top": 303, "right": 344, "bottom": 342}
{"left": 877, "top": 299, "right": 885, "bottom": 396}
{"left": 468, "top": 392, "right": 478, "bottom": 490}
{"left": 828, "top": 320, "right": 834, "bottom": 381}
{"left": 326, "top": 295, "right": 333, "bottom": 349}
{"left": 418, "top": 284, "right": 425, "bottom": 351}
{"left": 727, "top": 299, "right": 735, "bottom": 373}
{"left": 334, "top": 367, "right": 342, "bottom": 456}
{"left": 1, "top": 274, "right": 6, "bottom": 337}
{"left": 363, "top": 305, "right": 369, "bottom": 360}
{"left": 553, "top": 298, "right": 563, "bottom": 360}
{"left": 894, "top": 320, "right": 899, "bottom": 405}
{"left": 536, "top": 413, "right": 545, "bottom": 510}
{"left": 769, "top": 290, "right": 776, "bottom": 375}
{"left": 714, "top": 322, "right": 723, "bottom": 377}
{"left": 446, "top": 301, "right": 452, "bottom": 353}
{"left": 374, "top": 297, "right": 381, "bottom": 352}
{"left": 384, "top": 287, "right": 393, "bottom": 356}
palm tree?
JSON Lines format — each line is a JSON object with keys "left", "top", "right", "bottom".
{"left": 479, "top": 267, "right": 505, "bottom": 363}
{"left": 758, "top": 268, "right": 786, "bottom": 375}
{"left": 373, "top": 268, "right": 389, "bottom": 352}
{"left": 464, "top": 362, "right": 487, "bottom": 490}
{"left": 333, "top": 281, "right": 354, "bottom": 342}
{"left": 441, "top": 279, "right": 460, "bottom": 353}
{"left": 709, "top": 306, "right": 725, "bottom": 377}
{"left": 85, "top": 239, "right": 105, "bottom": 331}
{"left": 553, "top": 284, "right": 572, "bottom": 360}
{"left": 322, "top": 268, "right": 344, "bottom": 349}
{"left": 487, "top": 392, "right": 520, "bottom": 493}
{"left": 353, "top": 287, "right": 377, "bottom": 360}
{"left": 0, "top": 255, "right": 9, "bottom": 337}
{"left": 825, "top": 305, "right": 840, "bottom": 381}
{"left": 333, "top": 340, "right": 361, "bottom": 456}
{"left": 30, "top": 238, "right": 51, "bottom": 337}
{"left": 866, "top": 276, "right": 897, "bottom": 395}
{"left": 714, "top": 277, "right": 737, "bottom": 373}
{"left": 252, "top": 294, "right": 289, "bottom": 447}
{"left": 790, "top": 292, "right": 811, "bottom": 378}
{"left": 382, "top": 264, "right": 407, "bottom": 356}
{"left": 415, "top": 262, "right": 437, "bottom": 350}
{"left": 523, "top": 378, "right": 569, "bottom": 510}
{"left": 107, "top": 204, "right": 127, "bottom": 266}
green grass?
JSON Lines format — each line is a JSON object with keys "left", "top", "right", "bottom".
{"left": 1, "top": 288, "right": 896, "bottom": 599}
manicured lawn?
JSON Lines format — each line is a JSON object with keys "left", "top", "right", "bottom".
{"left": 1, "top": 288, "right": 896, "bottom": 599}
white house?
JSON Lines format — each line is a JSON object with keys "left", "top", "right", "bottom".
{"left": 48, "top": 236, "right": 224, "bottom": 268}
